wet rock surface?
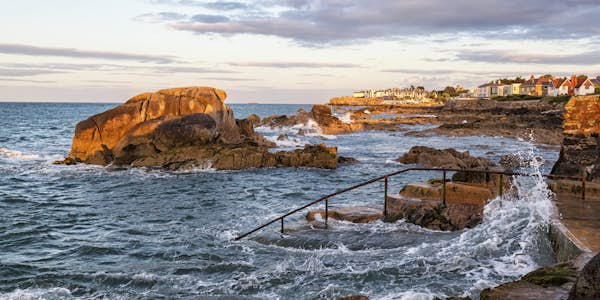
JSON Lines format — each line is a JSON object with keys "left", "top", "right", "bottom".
{"left": 58, "top": 87, "right": 339, "bottom": 170}
{"left": 307, "top": 206, "right": 382, "bottom": 224}
{"left": 480, "top": 253, "right": 600, "bottom": 300}
{"left": 569, "top": 253, "right": 600, "bottom": 299}
{"left": 397, "top": 146, "right": 495, "bottom": 169}
{"left": 552, "top": 95, "right": 600, "bottom": 183}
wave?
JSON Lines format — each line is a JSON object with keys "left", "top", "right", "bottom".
{"left": 0, "top": 287, "right": 73, "bottom": 300}
{"left": 0, "top": 147, "right": 41, "bottom": 161}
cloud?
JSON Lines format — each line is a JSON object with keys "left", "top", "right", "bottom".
{"left": 1, "top": 62, "right": 236, "bottom": 76}
{"left": 0, "top": 43, "right": 177, "bottom": 64}
{"left": 0, "top": 77, "right": 55, "bottom": 83}
{"left": 200, "top": 76, "right": 257, "bottom": 81}
{"left": 154, "top": 65, "right": 238, "bottom": 73}
{"left": 133, "top": 12, "right": 187, "bottom": 23}
{"left": 456, "top": 49, "right": 600, "bottom": 65}
{"left": 203, "top": 1, "right": 248, "bottom": 10}
{"left": 0, "top": 68, "right": 65, "bottom": 77}
{"left": 156, "top": 0, "right": 600, "bottom": 44}
{"left": 150, "top": 0, "right": 249, "bottom": 10}
{"left": 228, "top": 61, "right": 362, "bottom": 68}
{"left": 191, "top": 14, "right": 229, "bottom": 23}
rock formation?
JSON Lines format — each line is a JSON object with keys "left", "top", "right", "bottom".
{"left": 551, "top": 95, "right": 600, "bottom": 182}
{"left": 397, "top": 146, "right": 496, "bottom": 170}
{"left": 260, "top": 105, "right": 364, "bottom": 135}
{"left": 329, "top": 96, "right": 384, "bottom": 106}
{"left": 58, "top": 87, "right": 339, "bottom": 170}
{"left": 569, "top": 253, "right": 600, "bottom": 299}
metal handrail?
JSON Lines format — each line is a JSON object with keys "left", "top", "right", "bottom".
{"left": 234, "top": 167, "right": 585, "bottom": 240}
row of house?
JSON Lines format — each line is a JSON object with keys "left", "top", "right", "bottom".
{"left": 353, "top": 86, "right": 431, "bottom": 100}
{"left": 477, "top": 75, "right": 600, "bottom": 98}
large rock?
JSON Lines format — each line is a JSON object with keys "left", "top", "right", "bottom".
{"left": 569, "top": 253, "right": 600, "bottom": 299}
{"left": 61, "top": 87, "right": 339, "bottom": 170}
{"left": 68, "top": 87, "right": 239, "bottom": 163}
{"left": 398, "top": 146, "right": 495, "bottom": 169}
{"left": 552, "top": 95, "right": 600, "bottom": 182}
{"left": 329, "top": 96, "right": 384, "bottom": 106}
{"left": 480, "top": 261, "right": 579, "bottom": 300}
{"left": 386, "top": 194, "right": 484, "bottom": 231}
{"left": 310, "top": 104, "right": 354, "bottom": 134}
{"left": 306, "top": 206, "right": 382, "bottom": 223}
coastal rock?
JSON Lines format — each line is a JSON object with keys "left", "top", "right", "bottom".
{"left": 397, "top": 146, "right": 495, "bottom": 170}
{"left": 552, "top": 95, "right": 600, "bottom": 183}
{"left": 68, "top": 87, "right": 239, "bottom": 163}
{"left": 385, "top": 195, "right": 483, "bottom": 231}
{"left": 310, "top": 104, "right": 353, "bottom": 134}
{"left": 329, "top": 96, "right": 384, "bottom": 106}
{"left": 307, "top": 206, "right": 382, "bottom": 223}
{"left": 569, "top": 253, "right": 600, "bottom": 299}
{"left": 247, "top": 113, "right": 261, "bottom": 126}
{"left": 61, "top": 87, "right": 338, "bottom": 170}
{"left": 480, "top": 262, "right": 578, "bottom": 300}
{"left": 385, "top": 180, "right": 491, "bottom": 231}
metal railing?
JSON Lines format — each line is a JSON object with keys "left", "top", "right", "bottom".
{"left": 234, "top": 167, "right": 585, "bottom": 240}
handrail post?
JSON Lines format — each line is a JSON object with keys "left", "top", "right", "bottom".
{"left": 384, "top": 176, "right": 388, "bottom": 217}
{"left": 442, "top": 170, "right": 447, "bottom": 206}
{"left": 325, "top": 197, "right": 329, "bottom": 229}
{"left": 582, "top": 169, "right": 586, "bottom": 201}
{"left": 498, "top": 174, "right": 503, "bottom": 197}
{"left": 280, "top": 218, "right": 284, "bottom": 234}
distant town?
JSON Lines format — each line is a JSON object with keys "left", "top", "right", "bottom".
{"left": 351, "top": 74, "right": 600, "bottom": 103}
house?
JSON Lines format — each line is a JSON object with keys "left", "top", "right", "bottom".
{"left": 511, "top": 83, "right": 521, "bottom": 95}
{"left": 573, "top": 75, "right": 595, "bottom": 96}
{"left": 520, "top": 75, "right": 553, "bottom": 96}
{"left": 520, "top": 76, "right": 537, "bottom": 95}
{"left": 353, "top": 91, "right": 366, "bottom": 98}
{"left": 551, "top": 77, "right": 571, "bottom": 96}
{"left": 476, "top": 80, "right": 511, "bottom": 98}
{"left": 591, "top": 76, "right": 600, "bottom": 93}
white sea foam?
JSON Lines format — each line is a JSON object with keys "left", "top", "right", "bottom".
{"left": 336, "top": 112, "right": 354, "bottom": 124}
{"left": 0, "top": 287, "right": 73, "bottom": 300}
{"left": 0, "top": 147, "right": 41, "bottom": 161}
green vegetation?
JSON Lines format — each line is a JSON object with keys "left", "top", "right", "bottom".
{"left": 522, "top": 263, "right": 577, "bottom": 287}
{"left": 491, "top": 94, "right": 542, "bottom": 101}
{"left": 548, "top": 95, "right": 572, "bottom": 105}
{"left": 497, "top": 76, "right": 526, "bottom": 84}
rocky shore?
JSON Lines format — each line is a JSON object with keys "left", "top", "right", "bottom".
{"left": 260, "top": 98, "right": 566, "bottom": 146}
{"left": 56, "top": 87, "right": 340, "bottom": 170}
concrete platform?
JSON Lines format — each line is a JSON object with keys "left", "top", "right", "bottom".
{"left": 549, "top": 180, "right": 600, "bottom": 254}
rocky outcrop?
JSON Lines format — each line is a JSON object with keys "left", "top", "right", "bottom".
{"left": 480, "top": 262, "right": 577, "bottom": 300}
{"left": 569, "top": 253, "right": 600, "bottom": 299}
{"left": 68, "top": 87, "right": 239, "bottom": 164}
{"left": 385, "top": 196, "right": 483, "bottom": 231}
{"left": 385, "top": 147, "right": 510, "bottom": 230}
{"left": 480, "top": 253, "right": 600, "bottom": 300}
{"left": 59, "top": 87, "right": 340, "bottom": 170}
{"left": 397, "top": 146, "right": 495, "bottom": 169}
{"left": 552, "top": 95, "right": 600, "bottom": 182}
{"left": 260, "top": 105, "right": 365, "bottom": 135}
{"left": 307, "top": 206, "right": 382, "bottom": 223}
{"left": 329, "top": 96, "right": 384, "bottom": 106}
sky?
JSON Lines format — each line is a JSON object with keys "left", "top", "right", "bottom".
{"left": 1, "top": 0, "right": 599, "bottom": 103}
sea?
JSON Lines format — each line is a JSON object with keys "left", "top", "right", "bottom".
{"left": 0, "top": 102, "right": 559, "bottom": 299}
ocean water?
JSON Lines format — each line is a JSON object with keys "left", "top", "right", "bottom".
{"left": 0, "top": 102, "right": 559, "bottom": 299}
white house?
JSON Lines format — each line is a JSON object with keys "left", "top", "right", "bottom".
{"left": 575, "top": 78, "right": 595, "bottom": 96}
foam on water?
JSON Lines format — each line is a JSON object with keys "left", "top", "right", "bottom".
{"left": 0, "top": 147, "right": 42, "bottom": 161}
